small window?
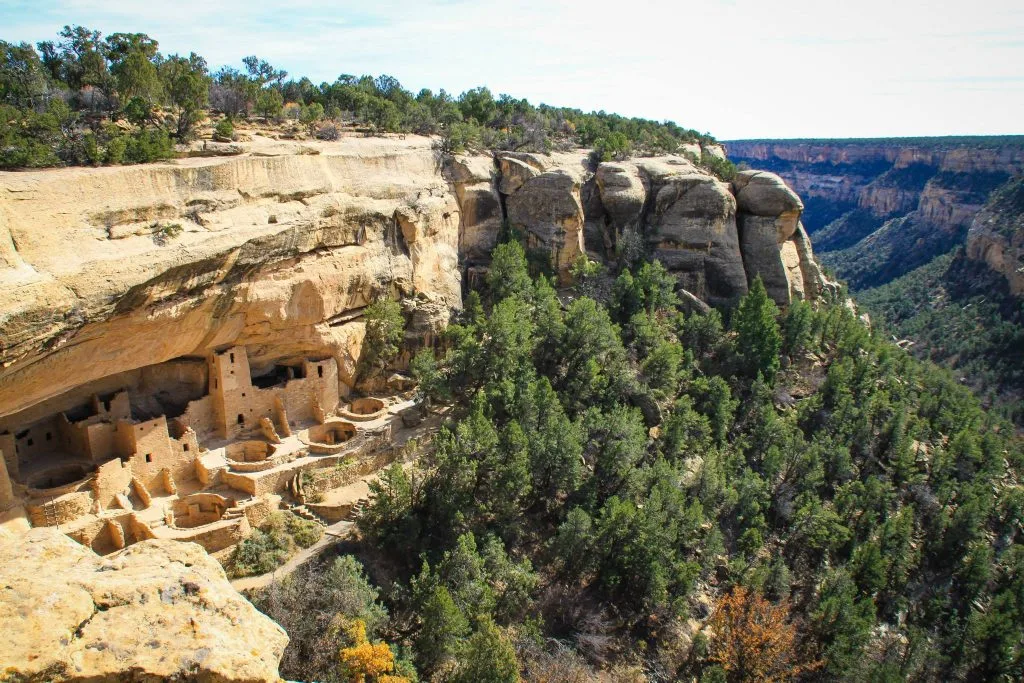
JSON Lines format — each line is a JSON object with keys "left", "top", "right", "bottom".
{"left": 241, "top": 392, "right": 246, "bottom": 397}
{"left": 27, "top": 438, "right": 33, "bottom": 447}
{"left": 237, "top": 414, "right": 244, "bottom": 425}
{"left": 45, "top": 432, "right": 52, "bottom": 441}
{"left": 213, "top": 378, "right": 218, "bottom": 389}
{"left": 230, "top": 370, "right": 235, "bottom": 375}
{"left": 183, "top": 443, "right": 190, "bottom": 452}
{"left": 230, "top": 352, "right": 235, "bottom": 363}
{"left": 318, "top": 366, "right": 324, "bottom": 378}
{"left": 145, "top": 454, "right": 153, "bottom": 463}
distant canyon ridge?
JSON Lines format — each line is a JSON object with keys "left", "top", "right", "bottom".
{"left": 726, "top": 137, "right": 1024, "bottom": 294}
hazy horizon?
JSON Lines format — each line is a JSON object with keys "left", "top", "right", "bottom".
{"left": 2, "top": 0, "right": 1022, "bottom": 140}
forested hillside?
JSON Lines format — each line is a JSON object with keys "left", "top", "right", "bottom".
{"left": 251, "top": 243, "right": 1024, "bottom": 682}
{"left": 728, "top": 140, "right": 1024, "bottom": 425}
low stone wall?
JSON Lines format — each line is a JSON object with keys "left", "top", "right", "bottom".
{"left": 241, "top": 497, "right": 275, "bottom": 529}
{"left": 302, "top": 445, "right": 399, "bottom": 501}
{"left": 66, "top": 512, "right": 134, "bottom": 555}
{"left": 162, "top": 516, "right": 251, "bottom": 554}
{"left": 305, "top": 501, "right": 352, "bottom": 523}
{"left": 26, "top": 490, "right": 93, "bottom": 527}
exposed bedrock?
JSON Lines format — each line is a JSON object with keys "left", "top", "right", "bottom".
{"left": 966, "top": 177, "right": 1024, "bottom": 297}
{"left": 0, "top": 527, "right": 288, "bottom": 682}
{"left": 727, "top": 139, "right": 1024, "bottom": 235}
{"left": 0, "top": 139, "right": 460, "bottom": 419}
{"left": 0, "top": 137, "right": 829, "bottom": 423}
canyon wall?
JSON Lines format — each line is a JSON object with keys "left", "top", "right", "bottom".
{"left": 727, "top": 137, "right": 1024, "bottom": 290}
{"left": 966, "top": 176, "right": 1024, "bottom": 297}
{"left": 0, "top": 136, "right": 828, "bottom": 426}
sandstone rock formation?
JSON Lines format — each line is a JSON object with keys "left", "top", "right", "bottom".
{"left": 966, "top": 176, "right": 1024, "bottom": 297}
{"left": 0, "top": 136, "right": 829, "bottom": 442}
{"left": 727, "top": 138, "right": 1024, "bottom": 290}
{"left": 0, "top": 137, "right": 461, "bottom": 419}
{"left": 0, "top": 527, "right": 288, "bottom": 681}
{"left": 733, "top": 170, "right": 824, "bottom": 305}
{"left": 589, "top": 158, "right": 828, "bottom": 306}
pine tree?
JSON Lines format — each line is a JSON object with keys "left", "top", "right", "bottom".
{"left": 732, "top": 276, "right": 782, "bottom": 382}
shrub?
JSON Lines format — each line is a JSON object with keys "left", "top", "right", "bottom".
{"left": 315, "top": 122, "right": 340, "bottom": 141}
{"left": 285, "top": 512, "right": 324, "bottom": 548}
{"left": 226, "top": 511, "right": 323, "bottom": 577}
{"left": 228, "top": 527, "right": 291, "bottom": 577}
{"left": 701, "top": 154, "right": 738, "bottom": 181}
{"left": 593, "top": 132, "right": 632, "bottom": 162}
{"left": 104, "top": 134, "right": 127, "bottom": 164}
{"left": 213, "top": 118, "right": 235, "bottom": 141}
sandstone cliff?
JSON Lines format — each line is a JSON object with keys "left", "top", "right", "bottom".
{"left": 966, "top": 176, "right": 1024, "bottom": 297}
{"left": 727, "top": 138, "right": 1024, "bottom": 233}
{"left": 0, "top": 527, "right": 288, "bottom": 682}
{"left": 0, "top": 136, "right": 827, "bottom": 424}
{"left": 726, "top": 138, "right": 1024, "bottom": 290}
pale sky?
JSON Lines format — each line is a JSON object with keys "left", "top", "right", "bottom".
{"left": 1, "top": 0, "right": 1022, "bottom": 139}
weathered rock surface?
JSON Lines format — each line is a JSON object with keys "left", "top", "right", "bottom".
{"left": 0, "top": 137, "right": 831, "bottom": 423}
{"left": 0, "top": 137, "right": 461, "bottom": 418}
{"left": 505, "top": 169, "right": 586, "bottom": 281}
{"left": 0, "top": 527, "right": 287, "bottom": 682}
{"left": 967, "top": 176, "right": 1024, "bottom": 297}
{"left": 448, "top": 154, "right": 502, "bottom": 261}
{"left": 595, "top": 162, "right": 648, "bottom": 236}
{"left": 640, "top": 159, "right": 747, "bottom": 306}
{"left": 733, "top": 170, "right": 821, "bottom": 304}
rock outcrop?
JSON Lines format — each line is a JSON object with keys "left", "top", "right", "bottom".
{"left": 727, "top": 137, "right": 1024, "bottom": 290}
{"left": 0, "top": 137, "right": 461, "bottom": 418}
{"left": 0, "top": 136, "right": 829, "bottom": 424}
{"left": 966, "top": 176, "right": 1024, "bottom": 297}
{"left": 0, "top": 527, "right": 287, "bottom": 681}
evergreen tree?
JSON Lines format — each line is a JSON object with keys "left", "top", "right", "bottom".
{"left": 452, "top": 618, "right": 519, "bottom": 683}
{"left": 732, "top": 276, "right": 782, "bottom": 382}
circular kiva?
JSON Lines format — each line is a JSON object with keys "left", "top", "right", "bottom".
{"left": 299, "top": 420, "right": 358, "bottom": 454}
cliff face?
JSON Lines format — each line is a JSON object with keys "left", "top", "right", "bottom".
{"left": 0, "top": 137, "right": 461, "bottom": 421}
{"left": 727, "top": 138, "right": 1024, "bottom": 289}
{"left": 0, "top": 136, "right": 835, "bottom": 680}
{"left": 0, "top": 136, "right": 826, "bottom": 423}
{"left": 966, "top": 176, "right": 1024, "bottom": 296}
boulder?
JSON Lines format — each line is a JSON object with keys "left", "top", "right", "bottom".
{"left": 733, "top": 170, "right": 803, "bottom": 222}
{"left": 0, "top": 528, "right": 288, "bottom": 682}
{"left": 506, "top": 170, "right": 586, "bottom": 282}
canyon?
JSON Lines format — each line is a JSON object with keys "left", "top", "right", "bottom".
{"left": 0, "top": 134, "right": 831, "bottom": 681}
{"left": 727, "top": 137, "right": 1024, "bottom": 291}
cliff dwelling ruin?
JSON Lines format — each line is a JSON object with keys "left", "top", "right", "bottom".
{"left": 0, "top": 345, "right": 419, "bottom": 557}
